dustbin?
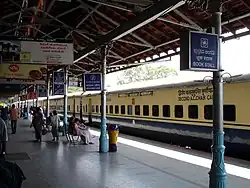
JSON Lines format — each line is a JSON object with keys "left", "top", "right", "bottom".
{"left": 108, "top": 124, "right": 119, "bottom": 152}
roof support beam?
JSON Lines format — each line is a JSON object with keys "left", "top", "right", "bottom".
{"left": 15, "top": 0, "right": 28, "bottom": 36}
{"left": 77, "top": 1, "right": 154, "bottom": 48}
{"left": 109, "top": 38, "right": 180, "bottom": 66}
{"left": 117, "top": 39, "right": 152, "bottom": 47}
{"left": 173, "top": 9, "right": 202, "bottom": 29}
{"left": 64, "top": 4, "right": 101, "bottom": 39}
{"left": 158, "top": 17, "right": 202, "bottom": 30}
{"left": 74, "top": 0, "right": 185, "bottom": 62}
{"left": 72, "top": 63, "right": 86, "bottom": 71}
{"left": 221, "top": 11, "right": 250, "bottom": 25}
{"left": 86, "top": 0, "right": 132, "bottom": 12}
{"left": 42, "top": 28, "right": 60, "bottom": 38}
{"left": 56, "top": 6, "right": 82, "bottom": 18}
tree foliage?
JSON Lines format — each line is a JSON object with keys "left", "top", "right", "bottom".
{"left": 68, "top": 86, "right": 82, "bottom": 93}
{"left": 117, "top": 65, "right": 177, "bottom": 85}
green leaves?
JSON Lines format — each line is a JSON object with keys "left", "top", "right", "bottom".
{"left": 117, "top": 64, "right": 177, "bottom": 85}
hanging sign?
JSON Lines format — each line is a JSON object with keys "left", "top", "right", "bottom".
{"left": 52, "top": 71, "right": 65, "bottom": 95}
{"left": 38, "top": 84, "right": 47, "bottom": 97}
{"left": 180, "top": 31, "right": 219, "bottom": 71}
{"left": 83, "top": 73, "right": 102, "bottom": 91}
{"left": 0, "top": 37, "right": 73, "bottom": 65}
{"left": 27, "top": 92, "right": 37, "bottom": 100}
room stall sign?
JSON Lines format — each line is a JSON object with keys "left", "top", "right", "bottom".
{"left": 52, "top": 71, "right": 65, "bottom": 95}
{"left": 82, "top": 73, "right": 102, "bottom": 91}
{"left": 0, "top": 37, "right": 73, "bottom": 65}
{"left": 180, "top": 31, "right": 219, "bottom": 72}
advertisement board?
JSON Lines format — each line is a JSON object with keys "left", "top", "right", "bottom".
{"left": 0, "top": 37, "right": 73, "bottom": 65}
{"left": 0, "top": 63, "right": 47, "bottom": 84}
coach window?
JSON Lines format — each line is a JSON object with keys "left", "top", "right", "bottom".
{"left": 77, "top": 105, "right": 79, "bottom": 112}
{"left": 92, "top": 105, "right": 95, "bottom": 113}
{"left": 96, "top": 105, "right": 99, "bottom": 113}
{"left": 143, "top": 105, "right": 149, "bottom": 116}
{"left": 152, "top": 105, "right": 159, "bottom": 117}
{"left": 115, "top": 105, "right": 119, "bottom": 114}
{"left": 68, "top": 105, "right": 70, "bottom": 111}
{"left": 162, "top": 105, "right": 170, "bottom": 117}
{"left": 109, "top": 105, "right": 113, "bottom": 114}
{"left": 175, "top": 105, "right": 183, "bottom": 118}
{"left": 83, "top": 106, "right": 85, "bottom": 113}
{"left": 224, "top": 105, "right": 236, "bottom": 121}
{"left": 106, "top": 105, "right": 109, "bottom": 114}
{"left": 188, "top": 105, "right": 198, "bottom": 119}
{"left": 121, "top": 105, "right": 126, "bottom": 114}
{"left": 135, "top": 105, "right": 140, "bottom": 115}
{"left": 204, "top": 105, "right": 212, "bottom": 120}
{"left": 127, "top": 105, "right": 133, "bottom": 115}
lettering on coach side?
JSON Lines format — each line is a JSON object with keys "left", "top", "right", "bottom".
{"left": 177, "top": 87, "right": 213, "bottom": 101}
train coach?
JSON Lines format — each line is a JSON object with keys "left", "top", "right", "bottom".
{"left": 35, "top": 73, "right": 250, "bottom": 154}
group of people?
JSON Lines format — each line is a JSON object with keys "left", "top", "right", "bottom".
{"left": 30, "top": 108, "right": 94, "bottom": 145}
{"left": 0, "top": 104, "right": 19, "bottom": 156}
{"left": 0, "top": 102, "right": 94, "bottom": 156}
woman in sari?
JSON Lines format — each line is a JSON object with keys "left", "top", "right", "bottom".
{"left": 73, "top": 118, "right": 93, "bottom": 145}
{"left": 31, "top": 107, "right": 43, "bottom": 142}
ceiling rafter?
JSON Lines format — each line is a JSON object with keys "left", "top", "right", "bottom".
{"left": 1, "top": 0, "right": 250, "bottom": 79}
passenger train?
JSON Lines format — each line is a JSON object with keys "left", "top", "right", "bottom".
{"left": 18, "top": 73, "right": 250, "bottom": 155}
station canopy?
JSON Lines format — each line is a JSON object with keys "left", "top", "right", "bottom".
{"left": 1, "top": 0, "right": 250, "bottom": 81}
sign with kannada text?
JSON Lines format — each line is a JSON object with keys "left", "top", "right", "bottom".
{"left": 180, "top": 31, "right": 219, "bottom": 71}
{"left": 83, "top": 73, "right": 102, "bottom": 91}
{"left": 0, "top": 37, "right": 73, "bottom": 64}
{"left": 53, "top": 71, "right": 65, "bottom": 95}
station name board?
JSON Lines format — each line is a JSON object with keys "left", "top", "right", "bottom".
{"left": 118, "top": 91, "right": 154, "bottom": 98}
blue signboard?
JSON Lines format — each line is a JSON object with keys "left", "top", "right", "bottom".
{"left": 180, "top": 31, "right": 219, "bottom": 72}
{"left": 38, "top": 84, "right": 47, "bottom": 97}
{"left": 53, "top": 71, "right": 65, "bottom": 95}
{"left": 190, "top": 31, "right": 219, "bottom": 71}
{"left": 83, "top": 73, "right": 102, "bottom": 91}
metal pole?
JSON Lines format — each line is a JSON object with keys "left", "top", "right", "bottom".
{"left": 99, "top": 45, "right": 108, "bottom": 153}
{"left": 46, "top": 73, "right": 50, "bottom": 118}
{"left": 18, "top": 96, "right": 20, "bottom": 117}
{"left": 73, "top": 96, "right": 76, "bottom": 117}
{"left": 36, "top": 85, "right": 39, "bottom": 107}
{"left": 80, "top": 93, "right": 83, "bottom": 120}
{"left": 63, "top": 66, "right": 68, "bottom": 136}
{"left": 209, "top": 1, "right": 226, "bottom": 187}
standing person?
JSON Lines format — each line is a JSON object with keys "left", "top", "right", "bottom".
{"left": 1, "top": 107, "right": 8, "bottom": 127}
{"left": 50, "top": 110, "right": 60, "bottom": 141}
{"left": 31, "top": 107, "right": 43, "bottom": 142}
{"left": 10, "top": 104, "right": 18, "bottom": 134}
{"left": 0, "top": 117, "right": 8, "bottom": 156}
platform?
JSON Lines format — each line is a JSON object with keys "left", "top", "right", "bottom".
{"left": 4, "top": 119, "right": 250, "bottom": 188}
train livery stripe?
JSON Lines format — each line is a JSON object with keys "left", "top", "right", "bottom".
{"left": 64, "top": 111, "right": 250, "bottom": 131}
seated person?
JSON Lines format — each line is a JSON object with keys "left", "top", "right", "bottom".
{"left": 73, "top": 118, "right": 93, "bottom": 145}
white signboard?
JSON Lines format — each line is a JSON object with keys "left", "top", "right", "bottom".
{"left": 0, "top": 38, "right": 74, "bottom": 65}
{"left": 21, "top": 41, "right": 74, "bottom": 64}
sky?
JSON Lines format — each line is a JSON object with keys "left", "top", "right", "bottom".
{"left": 106, "top": 29, "right": 250, "bottom": 87}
